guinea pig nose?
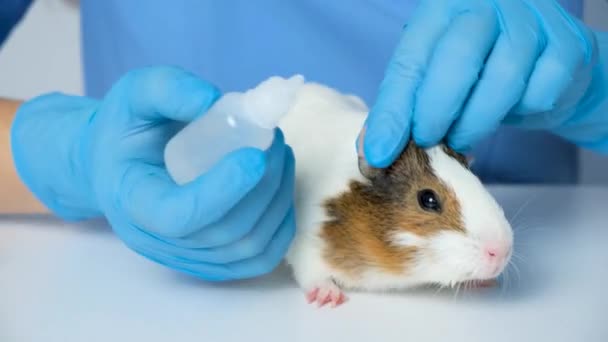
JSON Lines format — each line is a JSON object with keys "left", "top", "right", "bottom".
{"left": 483, "top": 243, "right": 510, "bottom": 261}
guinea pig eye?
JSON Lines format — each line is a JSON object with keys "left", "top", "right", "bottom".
{"left": 417, "top": 189, "right": 441, "bottom": 212}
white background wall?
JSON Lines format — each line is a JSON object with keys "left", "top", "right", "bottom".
{"left": 1, "top": 0, "right": 607, "bottom": 183}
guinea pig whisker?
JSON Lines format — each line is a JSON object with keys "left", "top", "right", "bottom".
{"left": 510, "top": 251, "right": 528, "bottom": 264}
{"left": 513, "top": 223, "right": 549, "bottom": 234}
{"left": 501, "top": 269, "right": 510, "bottom": 297}
{"left": 511, "top": 216, "right": 535, "bottom": 230}
{"left": 508, "top": 193, "right": 540, "bottom": 226}
{"left": 512, "top": 217, "right": 547, "bottom": 234}
{"left": 464, "top": 280, "right": 474, "bottom": 293}
{"left": 508, "top": 260, "right": 522, "bottom": 285}
{"left": 513, "top": 222, "right": 532, "bottom": 232}
{"left": 509, "top": 264, "right": 516, "bottom": 289}
{"left": 432, "top": 283, "right": 447, "bottom": 298}
{"left": 508, "top": 258, "right": 526, "bottom": 283}
{"left": 511, "top": 190, "right": 549, "bottom": 225}
{"left": 453, "top": 282, "right": 462, "bottom": 300}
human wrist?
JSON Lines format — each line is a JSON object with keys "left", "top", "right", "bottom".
{"left": 10, "top": 92, "right": 103, "bottom": 220}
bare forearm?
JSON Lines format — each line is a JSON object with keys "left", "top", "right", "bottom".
{"left": 0, "top": 98, "right": 48, "bottom": 214}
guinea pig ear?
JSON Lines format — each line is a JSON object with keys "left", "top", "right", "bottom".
{"left": 440, "top": 143, "right": 470, "bottom": 169}
{"left": 356, "top": 126, "right": 388, "bottom": 180}
{"left": 466, "top": 155, "right": 475, "bottom": 168}
{"left": 357, "top": 155, "right": 387, "bottom": 180}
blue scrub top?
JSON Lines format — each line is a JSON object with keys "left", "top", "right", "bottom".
{"left": 80, "top": 0, "right": 583, "bottom": 184}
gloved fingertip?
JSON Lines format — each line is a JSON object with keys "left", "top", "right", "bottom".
{"left": 202, "top": 83, "right": 222, "bottom": 109}
{"left": 451, "top": 142, "right": 472, "bottom": 154}
{"left": 363, "top": 134, "right": 400, "bottom": 168}
{"left": 176, "top": 75, "right": 222, "bottom": 119}
{"left": 411, "top": 126, "right": 441, "bottom": 148}
{"left": 283, "top": 145, "right": 296, "bottom": 168}
{"left": 284, "top": 207, "right": 297, "bottom": 240}
{"left": 231, "top": 147, "right": 268, "bottom": 186}
{"left": 260, "top": 131, "right": 289, "bottom": 173}
{"left": 444, "top": 133, "right": 467, "bottom": 153}
{"left": 171, "top": 148, "right": 269, "bottom": 233}
{"left": 270, "top": 128, "right": 287, "bottom": 150}
{"left": 189, "top": 147, "right": 267, "bottom": 197}
{"left": 124, "top": 65, "right": 223, "bottom": 122}
{"left": 363, "top": 112, "right": 411, "bottom": 168}
{"left": 197, "top": 79, "right": 221, "bottom": 107}
{"left": 411, "top": 137, "right": 432, "bottom": 149}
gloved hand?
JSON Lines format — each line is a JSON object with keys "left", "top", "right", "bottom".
{"left": 362, "top": 0, "right": 608, "bottom": 167}
{"left": 11, "top": 66, "right": 296, "bottom": 281}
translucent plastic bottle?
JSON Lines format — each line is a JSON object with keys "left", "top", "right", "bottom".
{"left": 164, "top": 74, "right": 305, "bottom": 185}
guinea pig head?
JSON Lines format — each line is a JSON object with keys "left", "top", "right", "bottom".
{"left": 357, "top": 142, "right": 513, "bottom": 285}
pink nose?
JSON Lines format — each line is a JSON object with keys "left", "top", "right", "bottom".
{"left": 484, "top": 243, "right": 511, "bottom": 261}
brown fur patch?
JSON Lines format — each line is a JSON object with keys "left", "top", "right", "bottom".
{"left": 320, "top": 141, "right": 466, "bottom": 279}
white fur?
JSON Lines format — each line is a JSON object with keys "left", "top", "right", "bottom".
{"left": 279, "top": 83, "right": 368, "bottom": 291}
{"left": 392, "top": 232, "right": 427, "bottom": 247}
{"left": 279, "top": 82, "right": 513, "bottom": 294}
{"left": 424, "top": 147, "right": 513, "bottom": 281}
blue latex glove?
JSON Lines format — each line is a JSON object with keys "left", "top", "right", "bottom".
{"left": 11, "top": 66, "right": 296, "bottom": 281}
{"left": 362, "top": 0, "right": 608, "bottom": 167}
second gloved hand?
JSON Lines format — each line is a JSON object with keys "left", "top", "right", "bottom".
{"left": 11, "top": 66, "right": 296, "bottom": 281}
{"left": 362, "top": 0, "right": 608, "bottom": 167}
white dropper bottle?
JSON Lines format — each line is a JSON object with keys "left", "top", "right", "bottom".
{"left": 164, "top": 74, "right": 305, "bottom": 185}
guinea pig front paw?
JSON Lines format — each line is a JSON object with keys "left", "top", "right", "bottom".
{"left": 305, "top": 280, "right": 347, "bottom": 308}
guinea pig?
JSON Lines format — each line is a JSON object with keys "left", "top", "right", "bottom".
{"left": 278, "top": 81, "right": 514, "bottom": 308}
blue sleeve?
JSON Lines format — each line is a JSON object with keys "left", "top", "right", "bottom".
{"left": 0, "top": 0, "right": 34, "bottom": 47}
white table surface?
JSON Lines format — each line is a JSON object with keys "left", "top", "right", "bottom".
{"left": 1, "top": 185, "right": 607, "bottom": 342}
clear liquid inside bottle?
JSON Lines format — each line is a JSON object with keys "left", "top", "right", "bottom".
{"left": 164, "top": 75, "right": 304, "bottom": 185}
{"left": 164, "top": 94, "right": 274, "bottom": 185}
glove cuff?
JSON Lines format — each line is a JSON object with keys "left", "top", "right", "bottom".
{"left": 10, "top": 92, "right": 103, "bottom": 221}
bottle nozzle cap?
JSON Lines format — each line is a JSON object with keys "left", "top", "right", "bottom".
{"left": 241, "top": 74, "right": 306, "bottom": 129}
